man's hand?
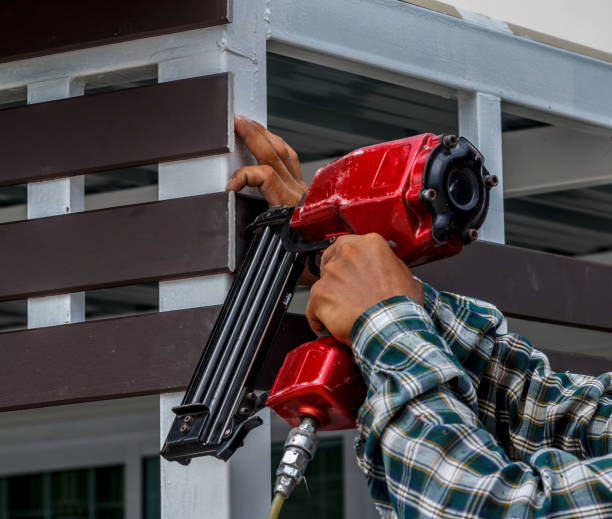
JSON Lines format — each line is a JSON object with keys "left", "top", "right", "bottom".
{"left": 227, "top": 115, "right": 307, "bottom": 207}
{"left": 306, "top": 234, "right": 424, "bottom": 344}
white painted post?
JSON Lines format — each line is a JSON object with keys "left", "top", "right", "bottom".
{"left": 158, "top": 1, "right": 271, "bottom": 518}
{"left": 458, "top": 92, "right": 508, "bottom": 333}
{"left": 458, "top": 92, "right": 505, "bottom": 245}
{"left": 27, "top": 77, "right": 85, "bottom": 328}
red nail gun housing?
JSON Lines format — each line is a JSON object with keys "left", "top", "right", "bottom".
{"left": 162, "top": 133, "right": 496, "bottom": 463}
{"left": 267, "top": 336, "right": 365, "bottom": 430}
{"left": 291, "top": 132, "right": 495, "bottom": 265}
{"left": 269, "top": 133, "right": 496, "bottom": 430}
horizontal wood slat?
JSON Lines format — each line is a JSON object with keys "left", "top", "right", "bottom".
{"left": 0, "top": 307, "right": 608, "bottom": 412}
{"left": 540, "top": 349, "right": 612, "bottom": 377}
{"left": 0, "top": 308, "right": 313, "bottom": 412}
{"left": 0, "top": 307, "right": 217, "bottom": 411}
{"left": 0, "top": 0, "right": 229, "bottom": 64}
{"left": 0, "top": 74, "right": 230, "bottom": 187}
{"left": 414, "top": 242, "right": 612, "bottom": 333}
{"left": 0, "top": 193, "right": 265, "bottom": 301}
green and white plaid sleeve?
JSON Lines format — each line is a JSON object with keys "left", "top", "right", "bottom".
{"left": 421, "top": 282, "right": 612, "bottom": 461}
{"left": 351, "top": 292, "right": 612, "bottom": 519}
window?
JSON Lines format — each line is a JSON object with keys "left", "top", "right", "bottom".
{"left": 0, "top": 466, "right": 123, "bottom": 519}
{"left": 142, "top": 458, "right": 160, "bottom": 519}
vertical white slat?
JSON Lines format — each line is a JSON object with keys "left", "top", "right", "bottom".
{"left": 459, "top": 92, "right": 508, "bottom": 334}
{"left": 158, "top": 2, "right": 271, "bottom": 518}
{"left": 158, "top": 274, "right": 232, "bottom": 311}
{"left": 458, "top": 92, "right": 505, "bottom": 245}
{"left": 27, "top": 77, "right": 85, "bottom": 328}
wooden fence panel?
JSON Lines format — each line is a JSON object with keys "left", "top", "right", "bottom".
{"left": 0, "top": 309, "right": 313, "bottom": 411}
{"left": 0, "top": 193, "right": 265, "bottom": 301}
{"left": 414, "top": 242, "right": 612, "bottom": 333}
{"left": 0, "top": 74, "right": 230, "bottom": 186}
{"left": 0, "top": 307, "right": 608, "bottom": 412}
{"left": 0, "top": 0, "right": 229, "bottom": 63}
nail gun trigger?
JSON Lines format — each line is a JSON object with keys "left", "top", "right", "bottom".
{"left": 279, "top": 216, "right": 336, "bottom": 254}
{"left": 308, "top": 253, "right": 321, "bottom": 277}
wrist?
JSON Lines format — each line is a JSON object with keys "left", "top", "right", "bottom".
{"left": 350, "top": 295, "right": 435, "bottom": 365}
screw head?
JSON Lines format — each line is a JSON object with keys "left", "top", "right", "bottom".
{"left": 420, "top": 188, "right": 437, "bottom": 202}
{"left": 179, "top": 424, "right": 190, "bottom": 434}
{"left": 485, "top": 175, "right": 499, "bottom": 189}
{"left": 239, "top": 407, "right": 250, "bottom": 416}
{"left": 466, "top": 228, "right": 479, "bottom": 242}
{"left": 183, "top": 415, "right": 192, "bottom": 423}
{"left": 442, "top": 134, "right": 458, "bottom": 148}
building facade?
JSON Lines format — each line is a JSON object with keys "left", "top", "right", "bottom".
{"left": 1, "top": 1, "right": 612, "bottom": 518}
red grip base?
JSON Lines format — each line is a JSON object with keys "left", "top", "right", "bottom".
{"left": 266, "top": 336, "right": 366, "bottom": 430}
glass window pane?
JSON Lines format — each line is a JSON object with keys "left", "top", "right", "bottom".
{"left": 1, "top": 466, "right": 123, "bottom": 519}
{"left": 50, "top": 469, "right": 88, "bottom": 519}
{"left": 142, "top": 457, "right": 160, "bottom": 519}
{"left": 94, "top": 466, "right": 123, "bottom": 519}
{"left": 7, "top": 474, "right": 45, "bottom": 519}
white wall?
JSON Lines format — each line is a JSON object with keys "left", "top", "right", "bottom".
{"left": 447, "top": 0, "right": 612, "bottom": 55}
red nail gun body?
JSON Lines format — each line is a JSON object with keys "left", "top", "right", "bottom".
{"left": 268, "top": 133, "right": 495, "bottom": 430}
{"left": 161, "top": 133, "right": 496, "bottom": 464}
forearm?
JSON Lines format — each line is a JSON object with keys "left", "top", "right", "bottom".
{"left": 360, "top": 384, "right": 612, "bottom": 519}
{"left": 351, "top": 299, "right": 612, "bottom": 518}
{"left": 421, "top": 282, "right": 612, "bottom": 460}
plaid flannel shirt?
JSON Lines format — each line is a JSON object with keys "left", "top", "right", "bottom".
{"left": 351, "top": 282, "right": 612, "bottom": 518}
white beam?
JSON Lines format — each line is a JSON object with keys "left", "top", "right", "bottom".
{"left": 158, "top": 2, "right": 271, "bottom": 518}
{"left": 503, "top": 125, "right": 612, "bottom": 197}
{"left": 0, "top": 31, "right": 218, "bottom": 90}
{"left": 27, "top": 77, "right": 85, "bottom": 328}
{"left": 458, "top": 92, "right": 505, "bottom": 243}
{"left": 268, "top": 0, "right": 612, "bottom": 133}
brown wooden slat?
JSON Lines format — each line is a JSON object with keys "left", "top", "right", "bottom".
{"left": 0, "top": 193, "right": 265, "bottom": 301}
{"left": 0, "top": 309, "right": 310, "bottom": 412}
{"left": 0, "top": 0, "right": 229, "bottom": 64}
{"left": 413, "top": 242, "right": 612, "bottom": 333}
{"left": 540, "top": 349, "right": 612, "bottom": 377}
{"left": 0, "top": 74, "right": 229, "bottom": 187}
{"left": 0, "top": 307, "right": 218, "bottom": 411}
{"left": 1, "top": 306, "right": 610, "bottom": 412}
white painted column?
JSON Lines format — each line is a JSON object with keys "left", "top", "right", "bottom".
{"left": 458, "top": 92, "right": 505, "bottom": 244}
{"left": 459, "top": 92, "right": 508, "bottom": 333}
{"left": 158, "top": 1, "right": 270, "bottom": 518}
{"left": 27, "top": 77, "right": 85, "bottom": 328}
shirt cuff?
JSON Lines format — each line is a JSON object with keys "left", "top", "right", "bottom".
{"left": 350, "top": 296, "right": 439, "bottom": 371}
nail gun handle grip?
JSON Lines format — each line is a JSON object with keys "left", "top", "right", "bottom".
{"left": 267, "top": 334, "right": 366, "bottom": 430}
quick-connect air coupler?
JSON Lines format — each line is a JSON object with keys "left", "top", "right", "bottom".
{"left": 273, "top": 416, "right": 319, "bottom": 498}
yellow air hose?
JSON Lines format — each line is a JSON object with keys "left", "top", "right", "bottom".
{"left": 266, "top": 492, "right": 286, "bottom": 519}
